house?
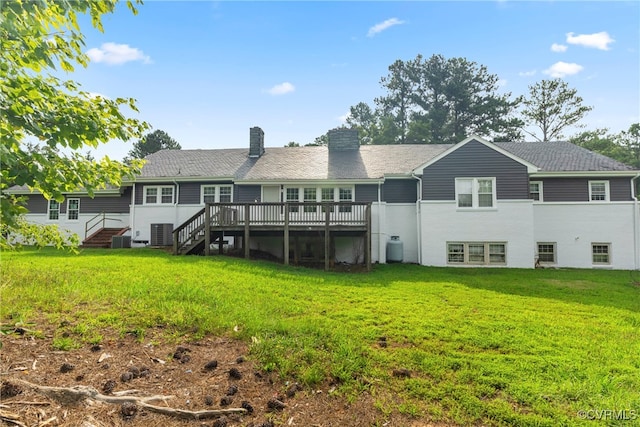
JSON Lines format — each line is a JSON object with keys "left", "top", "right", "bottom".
{"left": 9, "top": 127, "right": 640, "bottom": 270}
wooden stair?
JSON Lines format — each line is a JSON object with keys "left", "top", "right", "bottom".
{"left": 82, "top": 227, "right": 130, "bottom": 248}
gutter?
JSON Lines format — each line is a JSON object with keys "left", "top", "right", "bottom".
{"left": 632, "top": 173, "right": 640, "bottom": 270}
{"left": 412, "top": 172, "right": 423, "bottom": 264}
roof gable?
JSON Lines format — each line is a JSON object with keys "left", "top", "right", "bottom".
{"left": 412, "top": 135, "right": 539, "bottom": 174}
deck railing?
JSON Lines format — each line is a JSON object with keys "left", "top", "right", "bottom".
{"left": 173, "top": 202, "right": 371, "bottom": 254}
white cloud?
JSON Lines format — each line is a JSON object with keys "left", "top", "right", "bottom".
{"left": 543, "top": 61, "right": 584, "bottom": 78}
{"left": 518, "top": 70, "right": 537, "bottom": 77}
{"left": 551, "top": 43, "right": 567, "bottom": 53}
{"left": 87, "top": 42, "right": 151, "bottom": 65}
{"left": 367, "top": 18, "right": 405, "bottom": 37}
{"left": 266, "top": 82, "right": 295, "bottom": 95}
{"left": 566, "top": 31, "right": 614, "bottom": 50}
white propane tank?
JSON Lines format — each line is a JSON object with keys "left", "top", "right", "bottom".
{"left": 386, "top": 236, "right": 404, "bottom": 263}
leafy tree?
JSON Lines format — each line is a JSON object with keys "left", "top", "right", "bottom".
{"left": 520, "top": 79, "right": 592, "bottom": 142}
{"left": 306, "top": 133, "right": 328, "bottom": 146}
{"left": 284, "top": 141, "right": 300, "bottom": 147}
{"left": 375, "top": 59, "right": 416, "bottom": 144}
{"left": 570, "top": 129, "right": 631, "bottom": 163}
{"left": 1, "top": 0, "right": 148, "bottom": 249}
{"left": 346, "top": 102, "right": 389, "bottom": 145}
{"left": 618, "top": 123, "right": 640, "bottom": 168}
{"left": 126, "top": 129, "right": 181, "bottom": 159}
{"left": 351, "top": 54, "right": 522, "bottom": 145}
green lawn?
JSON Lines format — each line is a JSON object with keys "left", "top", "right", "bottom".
{"left": 2, "top": 248, "right": 639, "bottom": 426}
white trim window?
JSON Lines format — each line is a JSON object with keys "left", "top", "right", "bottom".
{"left": 284, "top": 186, "right": 355, "bottom": 212}
{"left": 67, "top": 198, "right": 80, "bottom": 221}
{"left": 589, "top": 181, "right": 609, "bottom": 202}
{"left": 447, "top": 242, "right": 506, "bottom": 265}
{"left": 48, "top": 199, "right": 60, "bottom": 221}
{"left": 537, "top": 242, "right": 556, "bottom": 264}
{"left": 338, "top": 187, "right": 353, "bottom": 212}
{"left": 592, "top": 243, "right": 611, "bottom": 265}
{"left": 286, "top": 187, "right": 299, "bottom": 212}
{"left": 529, "top": 181, "right": 543, "bottom": 201}
{"left": 456, "top": 178, "right": 496, "bottom": 208}
{"left": 144, "top": 185, "right": 174, "bottom": 205}
{"left": 201, "top": 185, "right": 233, "bottom": 204}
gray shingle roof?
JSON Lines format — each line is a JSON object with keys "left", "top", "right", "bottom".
{"left": 140, "top": 145, "right": 452, "bottom": 180}
{"left": 497, "top": 141, "right": 635, "bottom": 172}
{"left": 139, "top": 140, "right": 636, "bottom": 181}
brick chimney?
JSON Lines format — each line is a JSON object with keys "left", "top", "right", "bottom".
{"left": 249, "top": 126, "right": 265, "bottom": 158}
{"left": 328, "top": 128, "right": 359, "bottom": 151}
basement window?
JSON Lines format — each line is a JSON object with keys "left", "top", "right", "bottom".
{"left": 592, "top": 243, "right": 611, "bottom": 265}
{"left": 537, "top": 242, "right": 556, "bottom": 264}
{"left": 447, "top": 242, "right": 506, "bottom": 265}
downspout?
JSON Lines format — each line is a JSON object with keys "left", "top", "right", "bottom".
{"left": 173, "top": 180, "right": 180, "bottom": 227}
{"left": 378, "top": 179, "right": 383, "bottom": 263}
{"left": 130, "top": 183, "right": 136, "bottom": 239}
{"left": 412, "top": 172, "right": 423, "bottom": 265}
{"left": 632, "top": 174, "right": 640, "bottom": 269}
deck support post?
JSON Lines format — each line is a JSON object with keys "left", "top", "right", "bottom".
{"left": 244, "top": 204, "right": 250, "bottom": 259}
{"left": 284, "top": 205, "right": 290, "bottom": 265}
{"left": 324, "top": 206, "right": 330, "bottom": 271}
{"left": 204, "top": 204, "right": 211, "bottom": 256}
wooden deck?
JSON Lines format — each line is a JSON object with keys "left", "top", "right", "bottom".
{"left": 173, "top": 202, "right": 372, "bottom": 270}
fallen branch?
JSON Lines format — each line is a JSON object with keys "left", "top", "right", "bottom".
{"left": 13, "top": 379, "right": 247, "bottom": 420}
{"left": 0, "top": 409, "right": 26, "bottom": 427}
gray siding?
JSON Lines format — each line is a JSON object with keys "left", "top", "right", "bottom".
{"left": 235, "top": 185, "right": 261, "bottom": 203}
{"left": 422, "top": 139, "right": 529, "bottom": 201}
{"left": 24, "top": 190, "right": 131, "bottom": 214}
{"left": 542, "top": 177, "right": 632, "bottom": 202}
{"left": 382, "top": 180, "right": 417, "bottom": 203}
{"left": 179, "top": 182, "right": 200, "bottom": 204}
{"left": 80, "top": 188, "right": 132, "bottom": 213}
{"left": 24, "top": 194, "right": 48, "bottom": 214}
{"left": 355, "top": 184, "right": 378, "bottom": 203}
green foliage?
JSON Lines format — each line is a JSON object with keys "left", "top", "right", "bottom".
{"left": 0, "top": 0, "right": 149, "bottom": 249}
{"left": 570, "top": 123, "right": 640, "bottom": 170}
{"left": 126, "top": 129, "right": 181, "bottom": 160}
{"left": 347, "top": 54, "right": 523, "bottom": 145}
{"left": 2, "top": 248, "right": 639, "bottom": 425}
{"left": 521, "top": 79, "right": 593, "bottom": 142}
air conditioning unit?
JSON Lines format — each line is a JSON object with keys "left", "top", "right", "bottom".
{"left": 150, "top": 223, "right": 173, "bottom": 246}
{"left": 111, "top": 235, "right": 131, "bottom": 249}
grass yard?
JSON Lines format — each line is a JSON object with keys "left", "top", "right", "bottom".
{"left": 1, "top": 247, "right": 639, "bottom": 426}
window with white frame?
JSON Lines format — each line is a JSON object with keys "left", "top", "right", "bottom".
{"left": 592, "top": 243, "right": 611, "bottom": 265}
{"left": 284, "top": 186, "right": 355, "bottom": 213}
{"left": 48, "top": 200, "right": 60, "bottom": 220}
{"left": 67, "top": 198, "right": 80, "bottom": 221}
{"left": 286, "top": 187, "right": 299, "bottom": 212}
{"left": 589, "top": 181, "right": 609, "bottom": 202}
{"left": 447, "top": 242, "right": 506, "bottom": 265}
{"left": 537, "top": 242, "right": 556, "bottom": 264}
{"left": 529, "top": 181, "right": 543, "bottom": 201}
{"left": 321, "top": 187, "right": 334, "bottom": 213}
{"left": 303, "top": 188, "right": 317, "bottom": 212}
{"left": 144, "top": 186, "right": 174, "bottom": 205}
{"left": 338, "top": 187, "right": 353, "bottom": 212}
{"left": 201, "top": 185, "right": 233, "bottom": 204}
{"left": 456, "top": 178, "right": 496, "bottom": 208}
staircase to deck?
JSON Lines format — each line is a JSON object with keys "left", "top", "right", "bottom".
{"left": 82, "top": 227, "right": 130, "bottom": 248}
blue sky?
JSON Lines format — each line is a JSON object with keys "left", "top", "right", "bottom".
{"left": 73, "top": 1, "right": 639, "bottom": 160}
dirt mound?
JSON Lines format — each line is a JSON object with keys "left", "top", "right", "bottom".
{"left": 0, "top": 325, "right": 441, "bottom": 426}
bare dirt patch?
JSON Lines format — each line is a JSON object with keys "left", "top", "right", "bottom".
{"left": 1, "top": 324, "right": 446, "bottom": 427}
